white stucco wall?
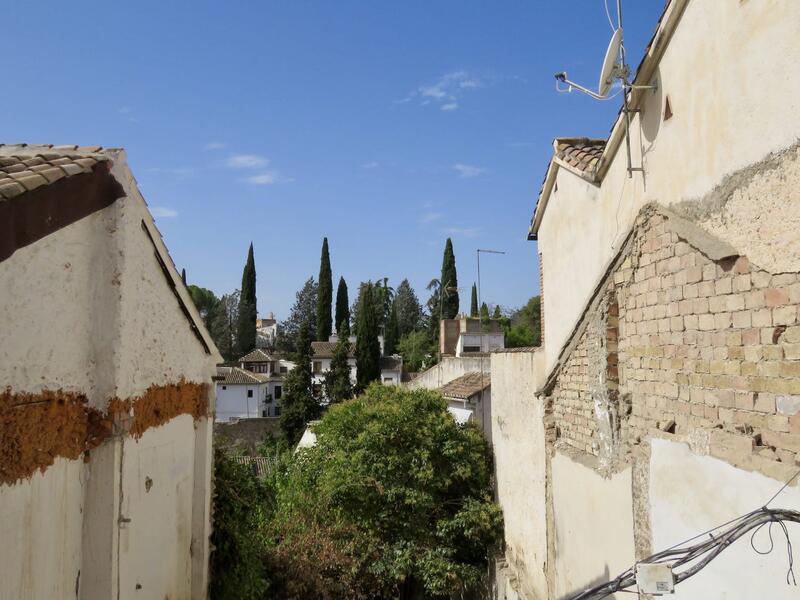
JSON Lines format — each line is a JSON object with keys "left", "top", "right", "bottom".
{"left": 551, "top": 452, "right": 636, "bottom": 599}
{"left": 457, "top": 332, "right": 505, "bottom": 355}
{"left": 537, "top": 0, "right": 800, "bottom": 371}
{"left": 406, "top": 356, "right": 491, "bottom": 391}
{"left": 650, "top": 439, "right": 800, "bottom": 599}
{"left": 216, "top": 383, "right": 268, "bottom": 421}
{"left": 490, "top": 349, "right": 549, "bottom": 599}
{"left": 0, "top": 149, "right": 219, "bottom": 599}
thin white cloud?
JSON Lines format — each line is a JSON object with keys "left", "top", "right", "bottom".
{"left": 444, "top": 226, "right": 481, "bottom": 237}
{"left": 399, "top": 71, "right": 483, "bottom": 111}
{"left": 361, "top": 161, "right": 380, "bottom": 169}
{"left": 240, "top": 171, "right": 293, "bottom": 185}
{"left": 151, "top": 206, "right": 178, "bottom": 218}
{"left": 226, "top": 154, "right": 270, "bottom": 169}
{"left": 452, "top": 163, "right": 486, "bottom": 178}
{"left": 420, "top": 212, "right": 443, "bottom": 224}
{"left": 205, "top": 141, "right": 227, "bottom": 151}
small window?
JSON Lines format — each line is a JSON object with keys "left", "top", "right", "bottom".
{"left": 262, "top": 409, "right": 268, "bottom": 417}
{"left": 274, "top": 386, "right": 282, "bottom": 399}
{"left": 463, "top": 346, "right": 481, "bottom": 353}
{"left": 247, "top": 390, "right": 253, "bottom": 398}
{"left": 222, "top": 385, "right": 227, "bottom": 390}
{"left": 383, "top": 377, "right": 393, "bottom": 383}
{"left": 313, "top": 361, "right": 322, "bottom": 373}
{"left": 280, "top": 366, "right": 288, "bottom": 374}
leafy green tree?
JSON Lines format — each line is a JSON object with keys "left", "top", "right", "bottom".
{"left": 355, "top": 283, "right": 381, "bottom": 391}
{"left": 237, "top": 243, "right": 257, "bottom": 355}
{"left": 271, "top": 385, "right": 503, "bottom": 598}
{"left": 440, "top": 238, "right": 459, "bottom": 319}
{"left": 394, "top": 279, "right": 422, "bottom": 337}
{"left": 335, "top": 277, "right": 350, "bottom": 334}
{"left": 480, "top": 302, "right": 489, "bottom": 321}
{"left": 323, "top": 322, "right": 353, "bottom": 404}
{"left": 316, "top": 238, "right": 333, "bottom": 342}
{"left": 397, "top": 330, "right": 431, "bottom": 372}
{"left": 492, "top": 304, "right": 502, "bottom": 319}
{"left": 187, "top": 285, "right": 219, "bottom": 326}
{"left": 209, "top": 443, "right": 271, "bottom": 599}
{"left": 210, "top": 290, "right": 240, "bottom": 361}
{"left": 278, "top": 278, "right": 318, "bottom": 353}
{"left": 280, "top": 322, "right": 320, "bottom": 444}
{"left": 504, "top": 296, "right": 542, "bottom": 348}
{"left": 470, "top": 283, "right": 479, "bottom": 317}
{"left": 384, "top": 302, "right": 399, "bottom": 355}
{"left": 374, "top": 277, "right": 394, "bottom": 327}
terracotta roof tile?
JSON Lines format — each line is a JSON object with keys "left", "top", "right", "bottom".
{"left": 216, "top": 366, "right": 270, "bottom": 385}
{"left": 311, "top": 341, "right": 355, "bottom": 358}
{"left": 439, "top": 372, "right": 491, "bottom": 400}
{"left": 0, "top": 144, "right": 110, "bottom": 201}
{"left": 554, "top": 138, "right": 606, "bottom": 177}
{"left": 238, "top": 348, "right": 275, "bottom": 363}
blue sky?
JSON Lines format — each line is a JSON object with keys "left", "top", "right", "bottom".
{"left": 3, "top": 2, "right": 662, "bottom": 319}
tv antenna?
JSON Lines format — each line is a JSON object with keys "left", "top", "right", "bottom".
{"left": 553, "top": 0, "right": 657, "bottom": 177}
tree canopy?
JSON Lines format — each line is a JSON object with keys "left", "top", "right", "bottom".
{"left": 278, "top": 278, "right": 318, "bottom": 353}
{"left": 237, "top": 243, "right": 257, "bottom": 355}
{"left": 335, "top": 277, "right": 350, "bottom": 335}
{"left": 394, "top": 279, "right": 422, "bottom": 337}
{"left": 323, "top": 323, "right": 353, "bottom": 404}
{"left": 440, "top": 238, "right": 459, "bottom": 319}
{"left": 316, "top": 238, "right": 333, "bottom": 342}
{"left": 280, "top": 322, "right": 320, "bottom": 444}
{"left": 470, "top": 283, "right": 478, "bottom": 317}
{"left": 355, "top": 283, "right": 381, "bottom": 391}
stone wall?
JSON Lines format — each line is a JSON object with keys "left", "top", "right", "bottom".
{"left": 215, "top": 417, "right": 281, "bottom": 452}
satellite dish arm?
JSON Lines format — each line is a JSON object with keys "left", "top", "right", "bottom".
{"left": 555, "top": 72, "right": 608, "bottom": 100}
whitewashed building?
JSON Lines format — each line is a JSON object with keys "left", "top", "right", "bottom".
{"left": 439, "top": 372, "right": 492, "bottom": 442}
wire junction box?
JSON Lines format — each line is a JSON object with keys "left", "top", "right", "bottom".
{"left": 636, "top": 563, "right": 675, "bottom": 595}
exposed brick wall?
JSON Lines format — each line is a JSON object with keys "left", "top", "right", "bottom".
{"left": 546, "top": 208, "right": 800, "bottom": 479}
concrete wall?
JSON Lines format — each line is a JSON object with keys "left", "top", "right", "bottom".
{"left": 0, "top": 148, "right": 219, "bottom": 599}
{"left": 551, "top": 452, "right": 635, "bottom": 599}
{"left": 490, "top": 349, "right": 549, "bottom": 599}
{"left": 537, "top": 0, "right": 800, "bottom": 372}
{"left": 406, "top": 356, "right": 491, "bottom": 391}
{"left": 650, "top": 438, "right": 800, "bottom": 600}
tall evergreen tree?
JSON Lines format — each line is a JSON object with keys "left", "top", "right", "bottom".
{"left": 394, "top": 279, "right": 422, "bottom": 337}
{"left": 440, "top": 238, "right": 459, "bottom": 319}
{"left": 480, "top": 302, "right": 490, "bottom": 321}
{"left": 323, "top": 321, "right": 353, "bottom": 404}
{"left": 384, "top": 302, "right": 400, "bottom": 355}
{"left": 492, "top": 304, "right": 502, "bottom": 319}
{"left": 210, "top": 290, "right": 239, "bottom": 361}
{"left": 277, "top": 278, "right": 318, "bottom": 353}
{"left": 316, "top": 238, "right": 333, "bottom": 342}
{"left": 236, "top": 244, "right": 257, "bottom": 355}
{"left": 280, "top": 322, "right": 320, "bottom": 444}
{"left": 181, "top": 268, "right": 187, "bottom": 285}
{"left": 470, "top": 283, "right": 479, "bottom": 317}
{"left": 355, "top": 283, "right": 381, "bottom": 391}
{"left": 335, "top": 276, "right": 350, "bottom": 334}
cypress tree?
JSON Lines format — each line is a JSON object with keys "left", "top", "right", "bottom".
{"left": 385, "top": 302, "right": 399, "bottom": 355}
{"left": 280, "top": 322, "right": 320, "bottom": 444}
{"left": 335, "top": 276, "right": 350, "bottom": 335}
{"left": 480, "top": 302, "right": 490, "bottom": 321}
{"left": 440, "top": 238, "right": 459, "bottom": 319}
{"left": 470, "top": 283, "right": 478, "bottom": 317}
{"left": 316, "top": 237, "right": 333, "bottom": 342}
{"left": 236, "top": 243, "right": 257, "bottom": 355}
{"left": 181, "top": 268, "right": 187, "bottom": 285}
{"left": 324, "top": 321, "right": 353, "bottom": 404}
{"left": 355, "top": 283, "right": 381, "bottom": 391}
{"left": 492, "top": 304, "right": 502, "bottom": 319}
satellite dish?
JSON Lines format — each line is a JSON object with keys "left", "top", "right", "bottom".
{"left": 598, "top": 28, "right": 623, "bottom": 97}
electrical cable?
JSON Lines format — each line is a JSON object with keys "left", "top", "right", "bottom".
{"left": 603, "top": 0, "right": 616, "bottom": 32}
{"left": 565, "top": 469, "right": 800, "bottom": 600}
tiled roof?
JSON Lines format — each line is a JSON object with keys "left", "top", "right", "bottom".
{"left": 0, "top": 144, "right": 111, "bottom": 200}
{"left": 554, "top": 138, "right": 606, "bottom": 178}
{"left": 238, "top": 348, "right": 274, "bottom": 363}
{"left": 380, "top": 355, "right": 403, "bottom": 371}
{"left": 311, "top": 341, "right": 355, "bottom": 358}
{"left": 439, "top": 372, "right": 491, "bottom": 400}
{"left": 216, "top": 366, "right": 270, "bottom": 385}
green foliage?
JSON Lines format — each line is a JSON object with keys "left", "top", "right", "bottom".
{"left": 397, "top": 330, "right": 433, "bottom": 372}
{"left": 394, "top": 278, "right": 422, "bottom": 337}
{"left": 317, "top": 238, "right": 333, "bottom": 341}
{"left": 273, "top": 385, "right": 503, "bottom": 598}
{"left": 181, "top": 268, "right": 187, "bottom": 285}
{"left": 335, "top": 277, "right": 350, "bottom": 334}
{"left": 373, "top": 277, "right": 394, "bottom": 327}
{"left": 237, "top": 243, "right": 257, "bottom": 355}
{"left": 187, "top": 284, "right": 220, "bottom": 326}
{"left": 470, "top": 283, "right": 478, "bottom": 317}
{"left": 210, "top": 290, "right": 240, "bottom": 361}
{"left": 440, "top": 238, "right": 459, "bottom": 319}
{"left": 355, "top": 283, "right": 381, "bottom": 391}
{"left": 504, "top": 296, "right": 542, "bottom": 348}
{"left": 492, "top": 304, "right": 502, "bottom": 319}
{"left": 384, "top": 302, "right": 399, "bottom": 355}
{"left": 280, "top": 322, "right": 320, "bottom": 444}
{"left": 323, "top": 324, "right": 353, "bottom": 404}
{"left": 209, "top": 443, "right": 271, "bottom": 599}
{"left": 278, "top": 277, "right": 318, "bottom": 353}
{"left": 479, "top": 302, "right": 489, "bottom": 321}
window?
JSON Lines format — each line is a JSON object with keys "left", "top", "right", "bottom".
{"left": 222, "top": 385, "right": 227, "bottom": 390}
{"left": 463, "top": 346, "right": 481, "bottom": 353}
{"left": 313, "top": 361, "right": 322, "bottom": 373}
{"left": 383, "top": 377, "right": 393, "bottom": 383}
{"left": 262, "top": 409, "right": 268, "bottom": 417}
{"left": 247, "top": 390, "right": 253, "bottom": 398}
{"left": 280, "top": 366, "right": 288, "bottom": 374}
{"left": 274, "top": 385, "right": 282, "bottom": 399}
